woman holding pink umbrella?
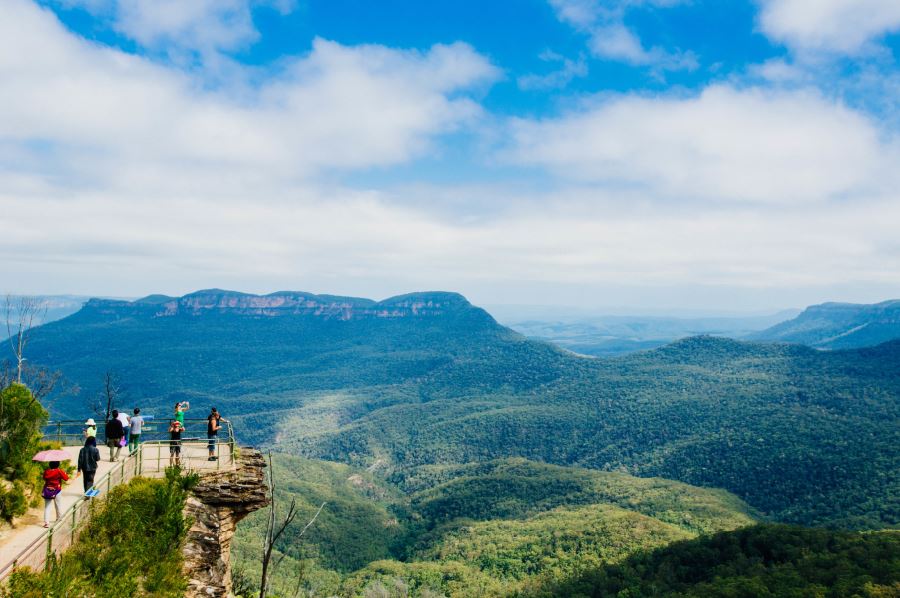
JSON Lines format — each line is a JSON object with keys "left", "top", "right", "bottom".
{"left": 33, "top": 448, "right": 71, "bottom": 527}
{"left": 41, "top": 462, "right": 69, "bottom": 527}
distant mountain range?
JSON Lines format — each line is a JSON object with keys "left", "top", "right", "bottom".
{"left": 750, "top": 300, "right": 900, "bottom": 349}
{"left": 16, "top": 289, "right": 900, "bottom": 531}
{"left": 501, "top": 310, "right": 800, "bottom": 356}
{"left": 500, "top": 299, "right": 900, "bottom": 355}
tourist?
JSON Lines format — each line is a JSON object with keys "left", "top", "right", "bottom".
{"left": 169, "top": 420, "right": 184, "bottom": 467}
{"left": 41, "top": 461, "right": 69, "bottom": 528}
{"left": 117, "top": 409, "right": 131, "bottom": 447}
{"left": 83, "top": 418, "right": 97, "bottom": 440}
{"left": 207, "top": 407, "right": 222, "bottom": 461}
{"left": 105, "top": 410, "right": 125, "bottom": 461}
{"left": 76, "top": 436, "right": 101, "bottom": 493}
{"left": 174, "top": 401, "right": 188, "bottom": 428}
{"left": 128, "top": 407, "right": 145, "bottom": 454}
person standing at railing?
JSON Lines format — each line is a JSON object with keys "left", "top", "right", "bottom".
{"left": 83, "top": 418, "right": 97, "bottom": 440}
{"left": 105, "top": 410, "right": 125, "bottom": 461}
{"left": 169, "top": 420, "right": 184, "bottom": 466}
{"left": 207, "top": 407, "right": 224, "bottom": 461}
{"left": 76, "top": 436, "right": 101, "bottom": 493}
{"left": 117, "top": 409, "right": 131, "bottom": 448}
{"left": 129, "top": 408, "right": 145, "bottom": 454}
{"left": 174, "top": 401, "right": 188, "bottom": 428}
{"left": 41, "top": 461, "right": 69, "bottom": 528}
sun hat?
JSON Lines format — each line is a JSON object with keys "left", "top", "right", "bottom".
{"left": 85, "top": 418, "right": 96, "bottom": 426}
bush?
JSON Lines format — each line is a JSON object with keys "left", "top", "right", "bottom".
{"left": 0, "top": 383, "right": 48, "bottom": 521}
{"left": 2, "top": 467, "right": 197, "bottom": 598}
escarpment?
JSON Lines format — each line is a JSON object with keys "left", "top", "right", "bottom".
{"left": 182, "top": 449, "right": 269, "bottom": 598}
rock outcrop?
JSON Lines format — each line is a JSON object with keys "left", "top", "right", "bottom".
{"left": 182, "top": 449, "right": 269, "bottom": 598}
{"left": 81, "top": 289, "right": 475, "bottom": 321}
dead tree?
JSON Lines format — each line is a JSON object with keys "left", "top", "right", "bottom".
{"left": 259, "top": 452, "right": 325, "bottom": 598}
{"left": 96, "top": 370, "right": 121, "bottom": 422}
{"left": 5, "top": 295, "right": 46, "bottom": 384}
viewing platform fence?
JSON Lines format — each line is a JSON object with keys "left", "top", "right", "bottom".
{"left": 0, "top": 420, "right": 236, "bottom": 583}
{"left": 41, "top": 417, "right": 235, "bottom": 448}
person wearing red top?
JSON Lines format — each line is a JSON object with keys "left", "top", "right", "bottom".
{"left": 42, "top": 461, "right": 69, "bottom": 527}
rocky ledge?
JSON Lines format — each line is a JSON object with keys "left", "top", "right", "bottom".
{"left": 182, "top": 449, "right": 269, "bottom": 598}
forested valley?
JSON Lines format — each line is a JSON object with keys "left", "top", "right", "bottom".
{"left": 19, "top": 290, "right": 900, "bottom": 596}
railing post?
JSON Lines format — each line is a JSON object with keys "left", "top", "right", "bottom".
{"left": 71, "top": 505, "right": 77, "bottom": 544}
{"left": 56, "top": 421, "right": 62, "bottom": 445}
{"left": 45, "top": 528, "right": 53, "bottom": 571}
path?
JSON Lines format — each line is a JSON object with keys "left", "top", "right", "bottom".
{"left": 0, "top": 440, "right": 234, "bottom": 575}
{"left": 0, "top": 445, "right": 115, "bottom": 561}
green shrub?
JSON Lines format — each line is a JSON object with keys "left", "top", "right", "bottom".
{"left": 2, "top": 467, "right": 197, "bottom": 598}
{"left": 0, "top": 383, "right": 48, "bottom": 521}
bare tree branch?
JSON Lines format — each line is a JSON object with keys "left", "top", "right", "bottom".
{"left": 101, "top": 370, "right": 120, "bottom": 421}
{"left": 4, "top": 295, "right": 46, "bottom": 384}
{"left": 258, "top": 452, "right": 326, "bottom": 598}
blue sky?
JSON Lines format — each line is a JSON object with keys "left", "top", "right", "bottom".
{"left": 2, "top": 0, "right": 900, "bottom": 311}
{"left": 43, "top": 0, "right": 784, "bottom": 113}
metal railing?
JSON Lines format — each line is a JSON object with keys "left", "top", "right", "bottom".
{"left": 42, "top": 418, "right": 235, "bottom": 448}
{"left": 0, "top": 425, "right": 236, "bottom": 582}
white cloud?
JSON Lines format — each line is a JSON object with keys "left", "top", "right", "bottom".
{"left": 55, "top": 0, "right": 296, "bottom": 60}
{"left": 1, "top": 1, "right": 899, "bottom": 308}
{"left": 507, "top": 85, "right": 897, "bottom": 203}
{"left": 549, "top": 0, "right": 696, "bottom": 70}
{"left": 518, "top": 51, "right": 587, "bottom": 91}
{"left": 0, "top": 0, "right": 499, "bottom": 194}
{"left": 757, "top": 0, "right": 900, "bottom": 54}
{"left": 3, "top": 184, "right": 899, "bottom": 305}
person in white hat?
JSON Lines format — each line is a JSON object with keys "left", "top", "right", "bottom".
{"left": 83, "top": 418, "right": 97, "bottom": 440}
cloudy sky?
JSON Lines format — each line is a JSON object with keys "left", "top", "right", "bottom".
{"left": 1, "top": 0, "right": 899, "bottom": 311}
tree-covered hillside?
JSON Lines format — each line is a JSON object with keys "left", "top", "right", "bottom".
{"left": 19, "top": 290, "right": 900, "bottom": 529}
{"left": 232, "top": 454, "right": 757, "bottom": 597}
{"left": 528, "top": 524, "right": 900, "bottom": 598}
{"left": 751, "top": 299, "right": 900, "bottom": 349}
{"left": 297, "top": 336, "right": 900, "bottom": 528}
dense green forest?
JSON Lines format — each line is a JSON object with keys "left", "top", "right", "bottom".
{"left": 527, "top": 524, "right": 900, "bottom": 598}
{"left": 232, "top": 454, "right": 758, "bottom": 597}
{"left": 232, "top": 455, "right": 899, "bottom": 597}
{"left": 20, "top": 290, "right": 900, "bottom": 530}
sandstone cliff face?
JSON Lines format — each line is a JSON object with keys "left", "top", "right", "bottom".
{"left": 183, "top": 450, "right": 269, "bottom": 598}
{"left": 83, "top": 289, "right": 473, "bottom": 321}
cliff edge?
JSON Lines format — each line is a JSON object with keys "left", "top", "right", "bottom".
{"left": 182, "top": 449, "right": 269, "bottom": 598}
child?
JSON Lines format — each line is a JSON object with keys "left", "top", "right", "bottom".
{"left": 168, "top": 420, "right": 184, "bottom": 467}
{"left": 42, "top": 461, "right": 69, "bottom": 528}
{"left": 83, "top": 418, "right": 97, "bottom": 440}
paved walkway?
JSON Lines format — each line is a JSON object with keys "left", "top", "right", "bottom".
{"left": 0, "top": 441, "right": 233, "bottom": 570}
{"left": 0, "top": 446, "right": 116, "bottom": 562}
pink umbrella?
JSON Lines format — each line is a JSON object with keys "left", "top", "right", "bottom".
{"left": 32, "top": 449, "right": 71, "bottom": 462}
